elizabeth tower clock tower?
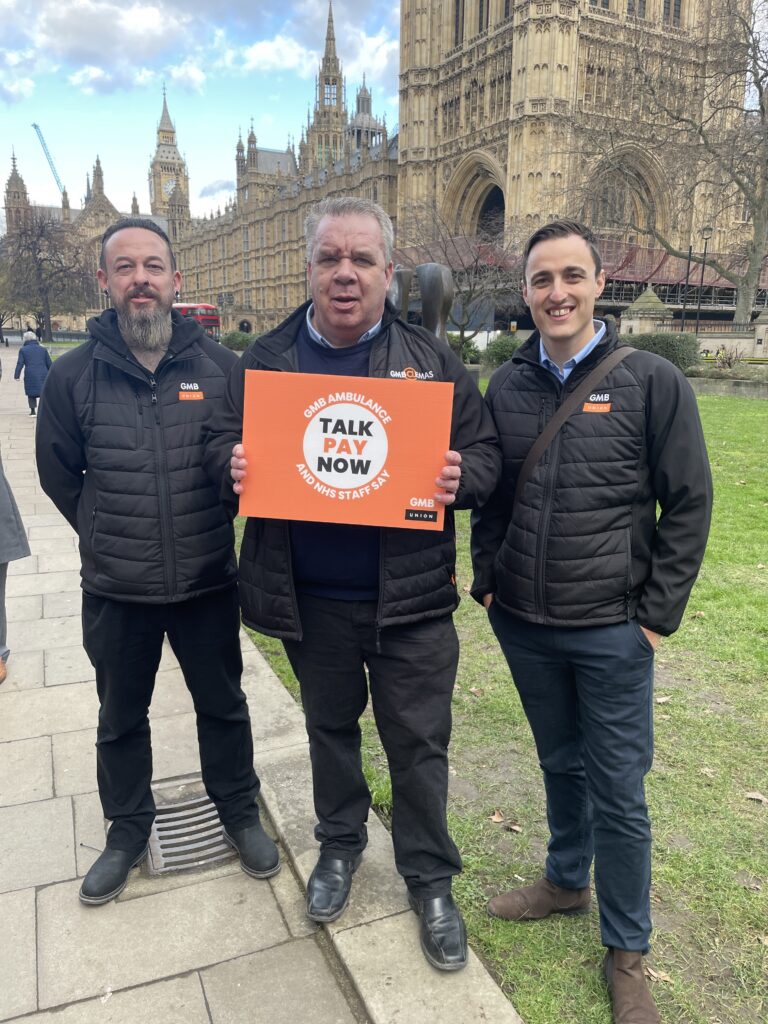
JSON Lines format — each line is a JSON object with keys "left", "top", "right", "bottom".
{"left": 149, "top": 87, "right": 190, "bottom": 222}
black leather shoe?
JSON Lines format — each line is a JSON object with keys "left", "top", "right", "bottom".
{"left": 306, "top": 851, "right": 362, "bottom": 922}
{"left": 79, "top": 845, "right": 148, "bottom": 906}
{"left": 408, "top": 893, "right": 468, "bottom": 971}
{"left": 223, "top": 823, "right": 280, "bottom": 879}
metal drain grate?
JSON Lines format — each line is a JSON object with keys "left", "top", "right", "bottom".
{"left": 147, "top": 790, "right": 234, "bottom": 876}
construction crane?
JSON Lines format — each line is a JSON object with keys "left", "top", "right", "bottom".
{"left": 31, "top": 123, "right": 65, "bottom": 194}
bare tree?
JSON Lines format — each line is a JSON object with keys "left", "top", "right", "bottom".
{"left": 0, "top": 253, "right": 20, "bottom": 346}
{"left": 397, "top": 201, "right": 524, "bottom": 349}
{"left": 571, "top": 0, "right": 767, "bottom": 324}
{"left": 5, "top": 213, "right": 96, "bottom": 340}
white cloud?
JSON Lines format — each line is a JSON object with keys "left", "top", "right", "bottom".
{"left": 69, "top": 65, "right": 112, "bottom": 94}
{"left": 199, "top": 179, "right": 235, "bottom": 198}
{"left": 168, "top": 58, "right": 206, "bottom": 91}
{"left": 344, "top": 28, "right": 399, "bottom": 88}
{"left": 0, "top": 75, "right": 34, "bottom": 103}
{"left": 242, "top": 35, "right": 318, "bottom": 77}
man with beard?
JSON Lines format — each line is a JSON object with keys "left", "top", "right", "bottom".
{"left": 36, "top": 218, "right": 279, "bottom": 905}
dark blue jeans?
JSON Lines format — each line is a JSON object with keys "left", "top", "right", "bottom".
{"left": 488, "top": 603, "right": 655, "bottom": 951}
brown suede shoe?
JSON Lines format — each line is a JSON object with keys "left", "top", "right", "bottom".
{"left": 487, "top": 876, "right": 591, "bottom": 920}
{"left": 603, "top": 948, "right": 661, "bottom": 1023}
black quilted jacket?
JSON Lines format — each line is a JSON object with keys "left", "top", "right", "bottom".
{"left": 471, "top": 323, "right": 713, "bottom": 636}
{"left": 36, "top": 310, "right": 239, "bottom": 602}
{"left": 205, "top": 300, "right": 501, "bottom": 641}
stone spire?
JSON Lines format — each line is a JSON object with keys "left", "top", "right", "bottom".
{"left": 92, "top": 156, "right": 104, "bottom": 196}
{"left": 131, "top": 193, "right": 139, "bottom": 215}
{"left": 159, "top": 83, "right": 174, "bottom": 133}
{"left": 324, "top": 2, "right": 338, "bottom": 66}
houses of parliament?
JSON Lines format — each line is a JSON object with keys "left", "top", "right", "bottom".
{"left": 4, "top": 1, "right": 740, "bottom": 333}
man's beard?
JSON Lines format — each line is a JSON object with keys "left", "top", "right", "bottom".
{"left": 115, "top": 290, "right": 173, "bottom": 352}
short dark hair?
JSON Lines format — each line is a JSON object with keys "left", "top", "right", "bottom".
{"left": 99, "top": 217, "right": 176, "bottom": 271}
{"left": 523, "top": 219, "right": 602, "bottom": 276}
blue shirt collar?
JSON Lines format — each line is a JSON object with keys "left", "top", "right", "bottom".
{"left": 539, "top": 321, "right": 606, "bottom": 383}
{"left": 306, "top": 305, "right": 383, "bottom": 349}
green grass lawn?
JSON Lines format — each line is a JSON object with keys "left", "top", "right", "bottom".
{"left": 240, "top": 394, "right": 767, "bottom": 1024}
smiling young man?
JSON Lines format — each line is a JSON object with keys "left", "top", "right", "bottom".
{"left": 471, "top": 220, "right": 712, "bottom": 1023}
{"left": 206, "top": 196, "right": 501, "bottom": 972}
{"left": 36, "top": 218, "right": 279, "bottom": 905}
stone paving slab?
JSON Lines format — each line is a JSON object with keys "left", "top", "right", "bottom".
{"left": 72, "top": 790, "right": 106, "bottom": 877}
{"left": 6, "top": 594, "right": 43, "bottom": 622}
{"left": 8, "top": 614, "right": 82, "bottom": 652}
{"left": 8, "top": 556, "right": 38, "bottom": 576}
{"left": 0, "top": 888, "right": 37, "bottom": 1021}
{"left": 27, "top": 537, "right": 78, "bottom": 554}
{"left": 42, "top": 590, "right": 81, "bottom": 619}
{"left": 13, "top": 513, "right": 68, "bottom": 529}
{"left": 1, "top": 650, "right": 45, "bottom": 691}
{"left": 37, "top": 874, "right": 290, "bottom": 1007}
{"left": 201, "top": 937, "right": 358, "bottom": 1024}
{"left": 7, "top": 569, "right": 81, "bottom": 597}
{"left": 12, "top": 974, "right": 210, "bottom": 1024}
{"left": 37, "top": 552, "right": 82, "bottom": 573}
{"left": 0, "top": 736, "right": 53, "bottom": 806}
{"left": 45, "top": 644, "right": 93, "bottom": 686}
{"left": 334, "top": 914, "right": 524, "bottom": 1024}
{"left": 0, "top": 680, "right": 99, "bottom": 742}
{"left": 27, "top": 524, "right": 77, "bottom": 540}
{"left": 0, "top": 797, "right": 75, "bottom": 893}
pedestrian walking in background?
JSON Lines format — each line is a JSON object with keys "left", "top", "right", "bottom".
{"left": 0, "top": 448, "right": 31, "bottom": 684}
{"left": 15, "top": 328, "right": 52, "bottom": 416}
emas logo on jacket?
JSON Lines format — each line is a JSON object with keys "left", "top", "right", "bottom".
{"left": 389, "top": 366, "right": 435, "bottom": 381}
{"left": 239, "top": 370, "right": 454, "bottom": 531}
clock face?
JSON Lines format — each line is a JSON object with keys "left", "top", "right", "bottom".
{"left": 163, "top": 177, "right": 177, "bottom": 197}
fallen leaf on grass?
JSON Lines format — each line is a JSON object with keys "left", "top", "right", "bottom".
{"left": 691, "top": 610, "right": 706, "bottom": 619}
{"left": 699, "top": 766, "right": 716, "bottom": 778}
{"left": 758, "top": 936, "right": 768, "bottom": 947}
{"left": 503, "top": 822, "right": 523, "bottom": 834}
{"left": 735, "top": 480, "right": 747, "bottom": 485}
{"left": 644, "top": 966, "right": 672, "bottom": 983}
{"left": 746, "top": 791, "right": 768, "bottom": 804}
{"left": 469, "top": 686, "right": 484, "bottom": 697}
{"left": 656, "top": 714, "right": 670, "bottom": 721}
{"left": 757, "top": 563, "right": 766, "bottom": 570}
{"left": 489, "top": 809, "right": 505, "bottom": 823}
{"left": 462, "top": 584, "right": 471, "bottom": 593}
{"left": 655, "top": 695, "right": 672, "bottom": 704}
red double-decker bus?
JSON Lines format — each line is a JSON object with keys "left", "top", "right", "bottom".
{"left": 173, "top": 303, "right": 221, "bottom": 341}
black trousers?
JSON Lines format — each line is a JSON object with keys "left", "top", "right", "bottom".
{"left": 28, "top": 396, "right": 37, "bottom": 414}
{"left": 82, "top": 587, "right": 260, "bottom": 854}
{"left": 283, "top": 594, "right": 462, "bottom": 898}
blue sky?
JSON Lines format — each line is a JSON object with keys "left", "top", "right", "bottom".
{"left": 1, "top": 1, "right": 400, "bottom": 225}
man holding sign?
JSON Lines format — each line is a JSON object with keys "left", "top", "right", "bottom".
{"left": 208, "top": 197, "right": 500, "bottom": 971}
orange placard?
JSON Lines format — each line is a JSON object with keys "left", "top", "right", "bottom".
{"left": 239, "top": 371, "right": 454, "bottom": 531}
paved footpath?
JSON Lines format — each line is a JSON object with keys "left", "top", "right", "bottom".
{"left": 0, "top": 340, "right": 523, "bottom": 1024}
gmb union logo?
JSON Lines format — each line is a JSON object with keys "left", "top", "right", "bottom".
{"left": 389, "top": 366, "right": 434, "bottom": 381}
{"left": 297, "top": 393, "right": 391, "bottom": 500}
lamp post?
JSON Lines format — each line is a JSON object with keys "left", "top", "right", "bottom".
{"left": 694, "top": 225, "right": 714, "bottom": 337}
{"left": 680, "top": 244, "right": 692, "bottom": 331}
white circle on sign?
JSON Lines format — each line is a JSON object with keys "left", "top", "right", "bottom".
{"left": 303, "top": 402, "right": 388, "bottom": 489}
